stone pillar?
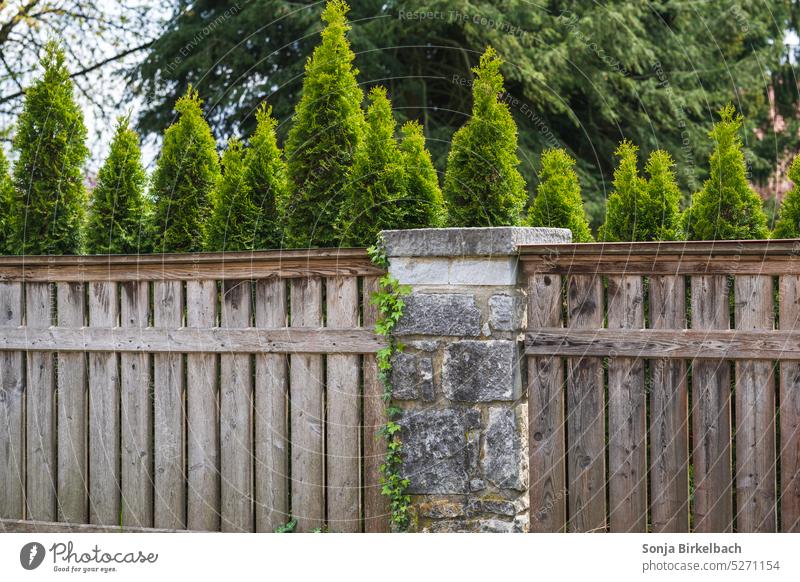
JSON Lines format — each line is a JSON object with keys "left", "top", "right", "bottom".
{"left": 383, "top": 227, "right": 571, "bottom": 532}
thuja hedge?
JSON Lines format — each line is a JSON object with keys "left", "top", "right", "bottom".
{"left": 1, "top": 3, "right": 798, "bottom": 256}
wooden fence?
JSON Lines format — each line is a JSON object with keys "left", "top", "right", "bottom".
{"left": 522, "top": 240, "right": 800, "bottom": 533}
{"left": 0, "top": 249, "right": 389, "bottom": 532}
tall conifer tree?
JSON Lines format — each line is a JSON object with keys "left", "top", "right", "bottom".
{"left": 398, "top": 121, "right": 445, "bottom": 229}
{"left": 773, "top": 154, "right": 800, "bottom": 238}
{"left": 0, "top": 147, "right": 13, "bottom": 253}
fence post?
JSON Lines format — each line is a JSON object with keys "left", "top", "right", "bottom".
{"left": 383, "top": 227, "right": 571, "bottom": 532}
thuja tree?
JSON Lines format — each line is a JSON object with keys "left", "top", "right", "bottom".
{"left": 0, "top": 147, "right": 12, "bottom": 253}
{"left": 336, "top": 86, "right": 406, "bottom": 246}
{"left": 149, "top": 87, "right": 220, "bottom": 252}
{"left": 206, "top": 138, "right": 259, "bottom": 251}
{"left": 773, "top": 154, "right": 800, "bottom": 238}
{"left": 684, "top": 105, "right": 769, "bottom": 240}
{"left": 527, "top": 148, "right": 593, "bottom": 242}
{"left": 246, "top": 104, "right": 289, "bottom": 249}
{"left": 443, "top": 47, "right": 526, "bottom": 227}
{"left": 10, "top": 41, "right": 88, "bottom": 255}
{"left": 398, "top": 120, "right": 445, "bottom": 228}
{"left": 601, "top": 141, "right": 682, "bottom": 241}
{"left": 284, "top": 0, "right": 364, "bottom": 247}
{"left": 85, "top": 117, "right": 148, "bottom": 254}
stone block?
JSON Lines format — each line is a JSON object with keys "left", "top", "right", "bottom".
{"left": 483, "top": 406, "right": 528, "bottom": 491}
{"left": 400, "top": 408, "right": 481, "bottom": 494}
{"left": 391, "top": 352, "right": 434, "bottom": 401}
{"left": 442, "top": 340, "right": 520, "bottom": 401}
{"left": 489, "top": 293, "right": 525, "bottom": 331}
{"left": 394, "top": 293, "right": 481, "bottom": 336}
{"left": 382, "top": 227, "right": 572, "bottom": 257}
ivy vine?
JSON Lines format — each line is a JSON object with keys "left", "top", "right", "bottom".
{"left": 367, "top": 237, "right": 412, "bottom": 531}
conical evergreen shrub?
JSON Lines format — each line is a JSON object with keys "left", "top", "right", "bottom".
{"left": 443, "top": 47, "right": 527, "bottom": 227}
{"left": 10, "top": 41, "right": 88, "bottom": 255}
{"left": 246, "top": 103, "right": 289, "bottom": 249}
{"left": 397, "top": 121, "right": 445, "bottom": 228}
{"left": 773, "top": 154, "right": 800, "bottom": 238}
{"left": 284, "top": 0, "right": 364, "bottom": 247}
{"left": 0, "top": 147, "right": 13, "bottom": 253}
{"left": 527, "top": 148, "right": 593, "bottom": 242}
{"left": 149, "top": 87, "right": 220, "bottom": 253}
{"left": 336, "top": 86, "right": 406, "bottom": 246}
{"left": 600, "top": 141, "right": 682, "bottom": 241}
{"left": 206, "top": 138, "right": 259, "bottom": 251}
{"left": 683, "top": 104, "right": 769, "bottom": 240}
{"left": 85, "top": 117, "right": 148, "bottom": 254}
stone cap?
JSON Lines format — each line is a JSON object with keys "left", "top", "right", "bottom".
{"left": 382, "top": 227, "right": 571, "bottom": 258}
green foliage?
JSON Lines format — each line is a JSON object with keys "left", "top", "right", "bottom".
{"left": 85, "top": 117, "right": 148, "bottom": 254}
{"left": 527, "top": 148, "right": 593, "bottom": 242}
{"left": 149, "top": 87, "right": 220, "bottom": 252}
{"left": 284, "top": 0, "right": 364, "bottom": 247}
{"left": 773, "top": 154, "right": 800, "bottom": 238}
{"left": 10, "top": 41, "right": 88, "bottom": 255}
{"left": 337, "top": 86, "right": 405, "bottom": 246}
{"left": 0, "top": 147, "right": 13, "bottom": 253}
{"left": 397, "top": 121, "right": 445, "bottom": 228}
{"left": 368, "top": 237, "right": 412, "bottom": 531}
{"left": 246, "top": 104, "right": 289, "bottom": 249}
{"left": 443, "top": 47, "right": 527, "bottom": 227}
{"left": 600, "top": 142, "right": 682, "bottom": 241}
{"left": 683, "top": 105, "right": 769, "bottom": 240}
{"left": 205, "top": 138, "right": 259, "bottom": 251}
{"left": 274, "top": 519, "right": 297, "bottom": 533}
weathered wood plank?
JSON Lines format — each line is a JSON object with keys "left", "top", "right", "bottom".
{"left": 606, "top": 275, "right": 646, "bottom": 532}
{"left": 362, "top": 276, "right": 389, "bottom": 533}
{"left": 120, "top": 281, "right": 152, "bottom": 528}
{"left": 0, "top": 249, "right": 382, "bottom": 283}
{"left": 566, "top": 274, "right": 606, "bottom": 532}
{"left": 690, "top": 275, "right": 732, "bottom": 533}
{"left": 524, "top": 328, "right": 800, "bottom": 360}
{"left": 0, "top": 282, "right": 24, "bottom": 519}
{"left": 734, "top": 275, "right": 776, "bottom": 532}
{"left": 326, "top": 276, "right": 360, "bottom": 532}
{"left": 779, "top": 275, "right": 800, "bottom": 532}
{"left": 290, "top": 277, "right": 324, "bottom": 532}
{"left": 527, "top": 274, "right": 565, "bottom": 532}
{"left": 649, "top": 275, "right": 689, "bottom": 532}
{"left": 152, "top": 280, "right": 185, "bottom": 529}
{"left": 26, "top": 282, "right": 56, "bottom": 521}
{"left": 88, "top": 281, "right": 120, "bottom": 525}
{"left": 0, "top": 517, "right": 186, "bottom": 533}
{"left": 0, "top": 326, "right": 384, "bottom": 354}
{"left": 220, "top": 280, "right": 253, "bottom": 532}
{"left": 56, "top": 282, "right": 87, "bottom": 524}
{"left": 254, "top": 279, "right": 288, "bottom": 532}
{"left": 186, "top": 280, "right": 220, "bottom": 532}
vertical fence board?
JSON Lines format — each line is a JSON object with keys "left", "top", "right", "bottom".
{"left": 0, "top": 282, "right": 24, "bottom": 518}
{"left": 606, "top": 275, "right": 646, "bottom": 532}
{"left": 120, "top": 282, "right": 152, "bottom": 528}
{"left": 254, "top": 279, "right": 288, "bottom": 532}
{"left": 56, "top": 282, "right": 87, "bottom": 523}
{"left": 690, "top": 275, "right": 732, "bottom": 532}
{"left": 326, "top": 276, "right": 360, "bottom": 532}
{"left": 290, "top": 277, "right": 324, "bottom": 532}
{"left": 733, "top": 275, "right": 776, "bottom": 532}
{"left": 220, "top": 280, "right": 253, "bottom": 532}
{"left": 362, "top": 275, "right": 389, "bottom": 532}
{"left": 527, "top": 273, "right": 566, "bottom": 532}
{"left": 88, "top": 281, "right": 120, "bottom": 525}
{"left": 153, "top": 280, "right": 185, "bottom": 529}
{"left": 649, "top": 275, "right": 689, "bottom": 532}
{"left": 26, "top": 282, "right": 56, "bottom": 521}
{"left": 566, "top": 274, "right": 606, "bottom": 532}
{"left": 186, "top": 280, "right": 220, "bottom": 531}
{"left": 779, "top": 275, "right": 800, "bottom": 532}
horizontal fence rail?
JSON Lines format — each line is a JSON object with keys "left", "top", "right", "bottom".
{"left": 521, "top": 240, "right": 800, "bottom": 533}
{"left": 0, "top": 249, "right": 389, "bottom": 533}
